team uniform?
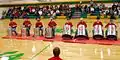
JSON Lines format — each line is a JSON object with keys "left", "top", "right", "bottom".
{"left": 93, "top": 21, "right": 103, "bottom": 27}
{"left": 35, "top": 21, "right": 43, "bottom": 36}
{"left": 62, "top": 21, "right": 73, "bottom": 40}
{"left": 65, "top": 22, "right": 73, "bottom": 28}
{"left": 48, "top": 20, "right": 57, "bottom": 36}
{"left": 9, "top": 21, "right": 17, "bottom": 35}
{"left": 75, "top": 21, "right": 88, "bottom": 39}
{"left": 23, "top": 20, "right": 32, "bottom": 36}
{"left": 93, "top": 20, "right": 104, "bottom": 40}
{"left": 48, "top": 56, "right": 62, "bottom": 60}
{"left": 105, "top": 22, "right": 117, "bottom": 40}
{"left": 77, "top": 21, "right": 87, "bottom": 28}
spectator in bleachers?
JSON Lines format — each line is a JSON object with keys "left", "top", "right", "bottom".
{"left": 48, "top": 47, "right": 62, "bottom": 60}
{"left": 5, "top": 2, "right": 120, "bottom": 19}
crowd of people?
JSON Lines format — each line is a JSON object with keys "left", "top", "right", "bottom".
{"left": 3, "top": 2, "right": 120, "bottom": 19}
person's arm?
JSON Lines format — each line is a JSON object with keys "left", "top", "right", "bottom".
{"left": 77, "top": 23, "right": 79, "bottom": 28}
{"left": 93, "top": 22, "right": 96, "bottom": 27}
{"left": 114, "top": 24, "right": 117, "bottom": 28}
{"left": 14, "top": 22, "right": 17, "bottom": 27}
{"left": 9, "top": 22, "right": 12, "bottom": 27}
{"left": 84, "top": 22, "right": 87, "bottom": 28}
{"left": 28, "top": 21, "right": 32, "bottom": 26}
{"left": 71, "top": 22, "right": 73, "bottom": 27}
{"left": 48, "top": 21, "right": 51, "bottom": 27}
{"left": 105, "top": 23, "right": 109, "bottom": 28}
{"left": 100, "top": 22, "right": 103, "bottom": 27}
{"left": 23, "top": 21, "right": 25, "bottom": 25}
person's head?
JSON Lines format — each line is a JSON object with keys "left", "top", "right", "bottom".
{"left": 96, "top": 17, "right": 100, "bottom": 22}
{"left": 36, "top": 17, "right": 41, "bottom": 21}
{"left": 110, "top": 19, "right": 114, "bottom": 24}
{"left": 80, "top": 18, "right": 83, "bottom": 22}
{"left": 53, "top": 47, "right": 60, "bottom": 57}
{"left": 10, "top": 18, "right": 14, "bottom": 22}
{"left": 50, "top": 18, "right": 53, "bottom": 21}
{"left": 24, "top": 17, "right": 29, "bottom": 21}
{"left": 67, "top": 18, "right": 71, "bottom": 22}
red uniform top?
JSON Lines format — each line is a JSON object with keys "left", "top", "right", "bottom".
{"left": 77, "top": 21, "right": 87, "bottom": 28}
{"left": 9, "top": 21, "right": 17, "bottom": 28}
{"left": 28, "top": 6, "right": 33, "bottom": 12}
{"left": 23, "top": 20, "right": 31, "bottom": 27}
{"left": 93, "top": 21, "right": 103, "bottom": 27}
{"left": 35, "top": 21, "right": 43, "bottom": 28}
{"left": 48, "top": 21, "right": 57, "bottom": 28}
{"left": 105, "top": 23, "right": 117, "bottom": 28}
{"left": 48, "top": 57, "right": 62, "bottom": 60}
{"left": 65, "top": 22, "right": 73, "bottom": 27}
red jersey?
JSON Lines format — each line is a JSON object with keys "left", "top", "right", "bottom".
{"left": 48, "top": 56, "right": 62, "bottom": 60}
{"left": 105, "top": 23, "right": 117, "bottom": 28}
{"left": 9, "top": 21, "right": 17, "bottom": 28}
{"left": 23, "top": 20, "right": 31, "bottom": 27}
{"left": 48, "top": 21, "right": 57, "bottom": 28}
{"left": 93, "top": 21, "right": 103, "bottom": 27}
{"left": 77, "top": 21, "right": 87, "bottom": 28}
{"left": 28, "top": 6, "right": 33, "bottom": 12}
{"left": 65, "top": 22, "right": 73, "bottom": 27}
{"left": 35, "top": 21, "right": 43, "bottom": 28}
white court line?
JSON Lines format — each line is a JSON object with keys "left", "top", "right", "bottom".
{"left": 94, "top": 48, "right": 97, "bottom": 55}
{"left": 80, "top": 48, "right": 82, "bottom": 56}
{"left": 100, "top": 48, "right": 104, "bottom": 59}
{"left": 107, "top": 48, "right": 111, "bottom": 56}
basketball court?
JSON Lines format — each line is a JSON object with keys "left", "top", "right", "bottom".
{"left": 0, "top": 18, "right": 120, "bottom": 60}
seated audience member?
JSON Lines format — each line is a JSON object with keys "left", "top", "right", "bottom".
{"left": 35, "top": 18, "right": 43, "bottom": 36}
{"left": 48, "top": 47, "right": 62, "bottom": 60}
{"left": 23, "top": 18, "right": 32, "bottom": 36}
{"left": 9, "top": 18, "right": 17, "bottom": 35}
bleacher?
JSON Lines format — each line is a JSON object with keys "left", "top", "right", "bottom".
{"left": 1, "top": 0, "right": 120, "bottom": 19}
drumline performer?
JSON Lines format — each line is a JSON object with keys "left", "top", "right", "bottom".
{"left": 75, "top": 18, "right": 88, "bottom": 39}
{"left": 35, "top": 18, "right": 43, "bottom": 36}
{"left": 48, "top": 18, "right": 57, "bottom": 37}
{"left": 9, "top": 18, "right": 17, "bottom": 36}
{"left": 93, "top": 17, "right": 104, "bottom": 39}
{"left": 62, "top": 18, "right": 73, "bottom": 39}
{"left": 23, "top": 18, "right": 32, "bottom": 36}
{"left": 105, "top": 19, "right": 117, "bottom": 40}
